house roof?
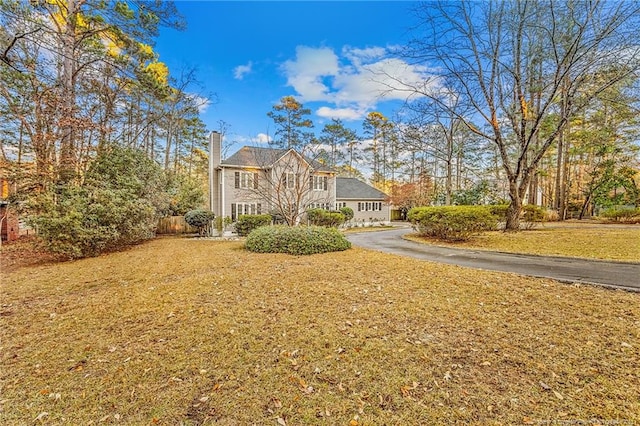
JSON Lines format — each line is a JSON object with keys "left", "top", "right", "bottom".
{"left": 221, "top": 146, "right": 333, "bottom": 172}
{"left": 336, "top": 177, "right": 387, "bottom": 200}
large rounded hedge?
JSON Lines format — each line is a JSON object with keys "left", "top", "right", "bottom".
{"left": 245, "top": 225, "right": 351, "bottom": 255}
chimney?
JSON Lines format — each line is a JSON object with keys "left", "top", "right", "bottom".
{"left": 209, "top": 131, "right": 222, "bottom": 214}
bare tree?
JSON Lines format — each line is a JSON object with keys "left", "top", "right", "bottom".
{"left": 229, "top": 146, "right": 335, "bottom": 226}
{"left": 399, "top": 0, "right": 640, "bottom": 229}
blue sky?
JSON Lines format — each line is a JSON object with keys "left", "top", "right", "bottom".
{"left": 155, "top": 1, "right": 428, "bottom": 152}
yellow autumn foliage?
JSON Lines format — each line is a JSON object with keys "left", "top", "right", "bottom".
{"left": 144, "top": 61, "right": 169, "bottom": 86}
{"left": 138, "top": 43, "right": 154, "bottom": 58}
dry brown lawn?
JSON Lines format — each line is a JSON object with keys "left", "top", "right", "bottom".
{"left": 406, "top": 224, "right": 640, "bottom": 263}
{"left": 1, "top": 237, "right": 639, "bottom": 425}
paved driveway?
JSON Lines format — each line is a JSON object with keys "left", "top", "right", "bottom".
{"left": 347, "top": 227, "right": 640, "bottom": 292}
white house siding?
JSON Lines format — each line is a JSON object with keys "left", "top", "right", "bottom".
{"left": 215, "top": 158, "right": 337, "bottom": 221}
{"left": 338, "top": 200, "right": 390, "bottom": 225}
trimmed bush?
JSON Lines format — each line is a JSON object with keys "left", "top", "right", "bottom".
{"left": 521, "top": 204, "right": 546, "bottom": 228}
{"left": 408, "top": 206, "right": 498, "bottom": 241}
{"left": 235, "top": 214, "right": 272, "bottom": 236}
{"left": 600, "top": 207, "right": 640, "bottom": 223}
{"left": 486, "top": 204, "right": 509, "bottom": 220}
{"left": 340, "top": 206, "right": 354, "bottom": 221}
{"left": 245, "top": 225, "right": 351, "bottom": 255}
{"left": 306, "top": 208, "right": 346, "bottom": 227}
{"left": 487, "top": 204, "right": 547, "bottom": 227}
{"left": 184, "top": 209, "right": 215, "bottom": 236}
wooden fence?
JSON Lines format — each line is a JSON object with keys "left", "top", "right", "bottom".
{"left": 157, "top": 216, "right": 196, "bottom": 235}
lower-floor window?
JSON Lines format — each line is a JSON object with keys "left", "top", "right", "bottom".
{"left": 308, "top": 202, "right": 331, "bottom": 210}
{"left": 231, "top": 202, "right": 262, "bottom": 221}
{"left": 336, "top": 202, "right": 347, "bottom": 209}
{"left": 357, "top": 201, "right": 383, "bottom": 212}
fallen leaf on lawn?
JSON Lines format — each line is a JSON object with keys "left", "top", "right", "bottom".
{"left": 553, "top": 390, "right": 564, "bottom": 400}
{"left": 621, "top": 342, "right": 632, "bottom": 348}
{"left": 277, "top": 417, "right": 287, "bottom": 426}
{"left": 539, "top": 381, "right": 551, "bottom": 391}
{"left": 272, "top": 397, "right": 282, "bottom": 409}
{"left": 401, "top": 381, "right": 420, "bottom": 397}
{"left": 444, "top": 371, "right": 452, "bottom": 381}
{"left": 34, "top": 412, "right": 49, "bottom": 422}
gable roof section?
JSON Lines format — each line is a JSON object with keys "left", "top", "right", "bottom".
{"left": 336, "top": 177, "right": 387, "bottom": 200}
{"left": 221, "top": 146, "right": 332, "bottom": 172}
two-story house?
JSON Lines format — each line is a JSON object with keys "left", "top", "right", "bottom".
{"left": 209, "top": 132, "right": 336, "bottom": 225}
{"left": 208, "top": 132, "right": 391, "bottom": 225}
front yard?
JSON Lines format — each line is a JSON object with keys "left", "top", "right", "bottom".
{"left": 1, "top": 237, "right": 639, "bottom": 424}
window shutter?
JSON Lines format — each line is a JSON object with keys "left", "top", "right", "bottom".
{"left": 310, "top": 176, "right": 314, "bottom": 191}
{"left": 234, "top": 172, "right": 240, "bottom": 189}
{"left": 254, "top": 173, "right": 258, "bottom": 189}
{"left": 257, "top": 203, "right": 262, "bottom": 215}
{"left": 323, "top": 176, "right": 327, "bottom": 190}
{"left": 231, "top": 203, "right": 237, "bottom": 221}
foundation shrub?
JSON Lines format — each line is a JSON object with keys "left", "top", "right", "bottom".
{"left": 235, "top": 214, "right": 272, "bottom": 236}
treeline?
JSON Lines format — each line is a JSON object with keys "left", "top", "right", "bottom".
{"left": 0, "top": 0, "right": 209, "bottom": 256}
{"left": 264, "top": 1, "right": 640, "bottom": 230}
{"left": 0, "top": 0, "right": 209, "bottom": 191}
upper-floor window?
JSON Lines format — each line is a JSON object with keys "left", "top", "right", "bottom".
{"left": 282, "top": 172, "right": 297, "bottom": 189}
{"left": 235, "top": 171, "right": 258, "bottom": 189}
{"left": 310, "top": 175, "right": 328, "bottom": 191}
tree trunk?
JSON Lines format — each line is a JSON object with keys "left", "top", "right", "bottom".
{"left": 58, "top": 0, "right": 78, "bottom": 184}
{"left": 505, "top": 187, "right": 522, "bottom": 231}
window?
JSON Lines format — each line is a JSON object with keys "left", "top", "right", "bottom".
{"left": 310, "top": 175, "right": 328, "bottom": 191}
{"left": 336, "top": 202, "right": 346, "bottom": 209}
{"left": 309, "top": 202, "right": 331, "bottom": 210}
{"left": 234, "top": 171, "right": 258, "bottom": 189}
{"left": 357, "top": 201, "right": 383, "bottom": 212}
{"left": 282, "top": 172, "right": 296, "bottom": 189}
{"left": 231, "top": 203, "right": 262, "bottom": 221}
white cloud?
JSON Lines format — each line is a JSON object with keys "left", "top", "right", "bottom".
{"left": 280, "top": 45, "right": 438, "bottom": 120}
{"left": 186, "top": 93, "right": 212, "bottom": 113}
{"left": 316, "top": 106, "right": 366, "bottom": 121}
{"left": 233, "top": 61, "right": 253, "bottom": 80}
{"left": 282, "top": 46, "right": 339, "bottom": 101}
{"left": 252, "top": 133, "right": 272, "bottom": 144}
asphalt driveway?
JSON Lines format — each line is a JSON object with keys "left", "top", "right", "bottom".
{"left": 347, "top": 227, "right": 640, "bottom": 292}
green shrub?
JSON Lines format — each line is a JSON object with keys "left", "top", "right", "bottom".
{"left": 486, "top": 204, "right": 509, "bottom": 220}
{"left": 26, "top": 146, "right": 167, "bottom": 259}
{"left": 600, "top": 207, "right": 640, "bottom": 223}
{"left": 340, "top": 206, "right": 354, "bottom": 221}
{"left": 235, "top": 214, "right": 272, "bottom": 236}
{"left": 408, "top": 205, "right": 498, "bottom": 241}
{"left": 306, "top": 208, "right": 346, "bottom": 227}
{"left": 521, "top": 204, "right": 546, "bottom": 228}
{"left": 184, "top": 209, "right": 215, "bottom": 236}
{"left": 245, "top": 225, "right": 351, "bottom": 255}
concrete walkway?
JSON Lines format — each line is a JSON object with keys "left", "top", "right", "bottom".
{"left": 347, "top": 227, "right": 640, "bottom": 292}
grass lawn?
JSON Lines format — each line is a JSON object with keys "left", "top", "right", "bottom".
{"left": 405, "top": 224, "right": 640, "bottom": 262}
{"left": 1, "top": 237, "right": 639, "bottom": 424}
